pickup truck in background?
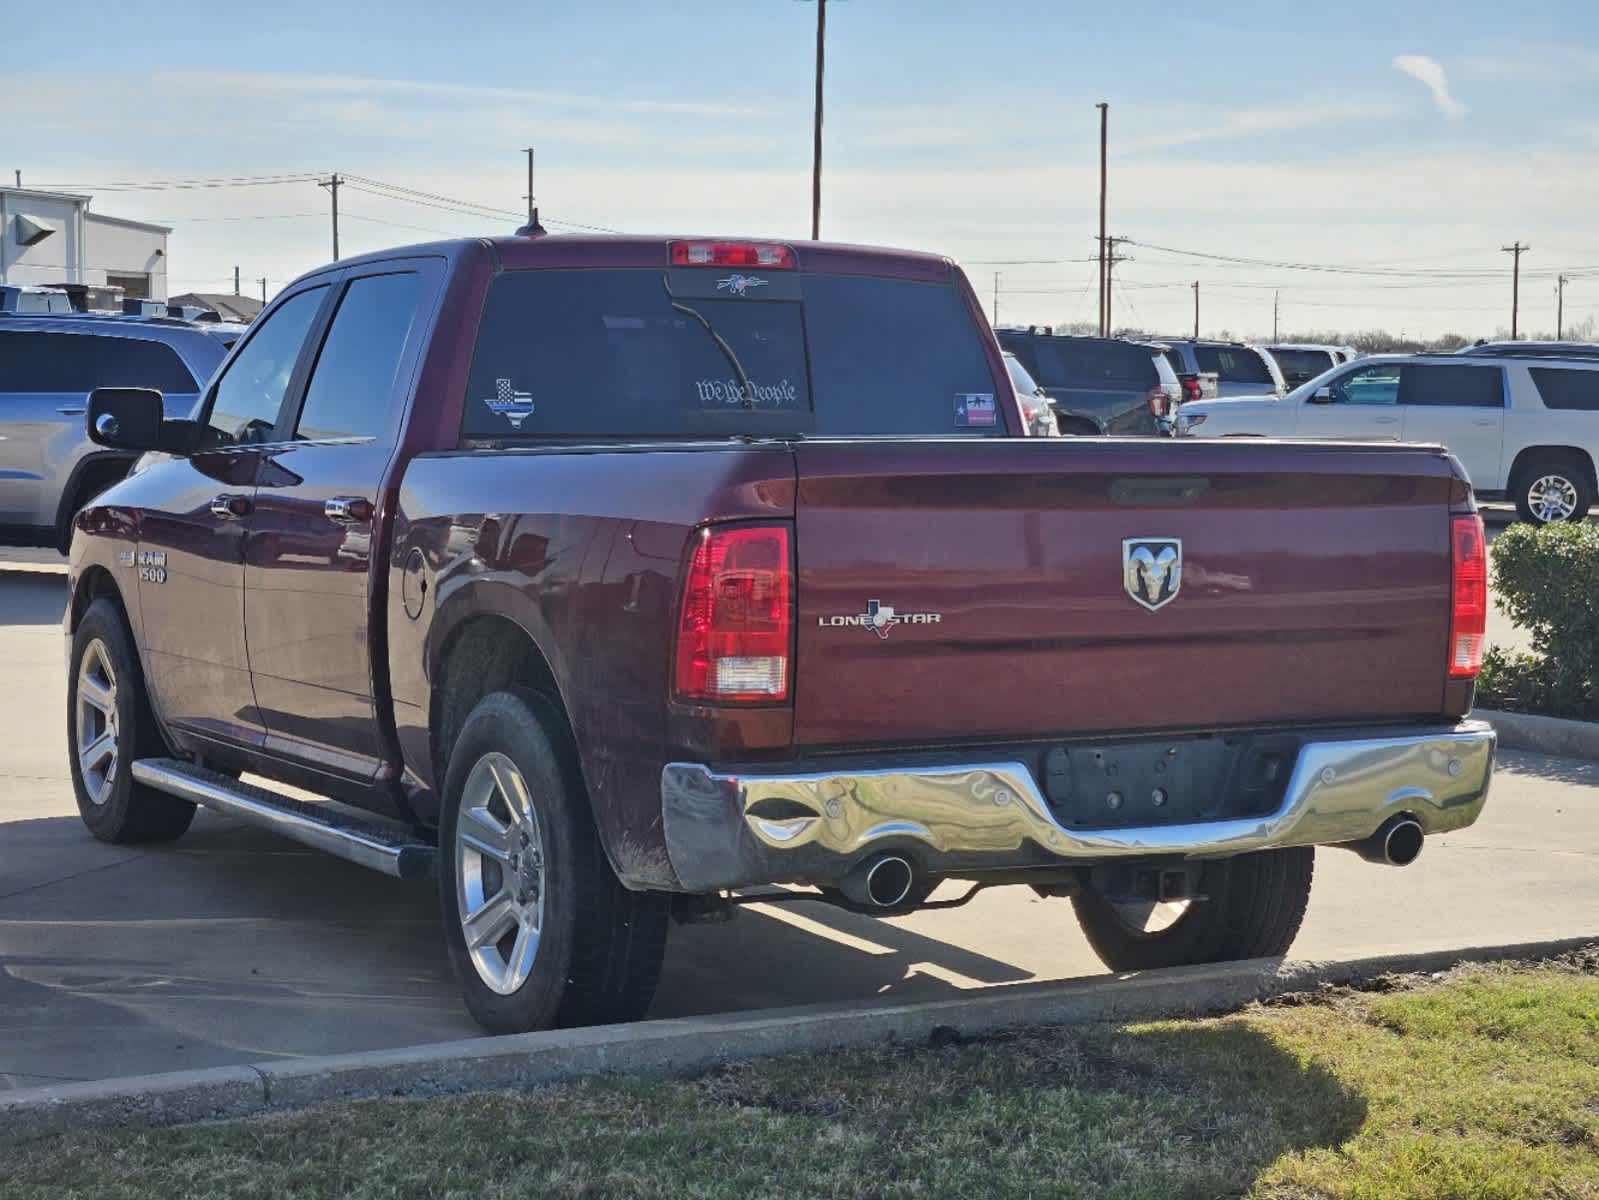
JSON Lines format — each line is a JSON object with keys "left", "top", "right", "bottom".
{"left": 67, "top": 234, "right": 1496, "bottom": 1033}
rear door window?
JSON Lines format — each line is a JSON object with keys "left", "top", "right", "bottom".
{"left": 1195, "top": 345, "right": 1274, "bottom": 384}
{"left": 1402, "top": 364, "right": 1504, "bottom": 408}
{"left": 293, "top": 272, "right": 425, "bottom": 440}
{"left": 0, "top": 331, "right": 194, "bottom": 393}
{"left": 1050, "top": 342, "right": 1158, "bottom": 388}
{"left": 1529, "top": 367, "right": 1599, "bottom": 410}
{"left": 463, "top": 268, "right": 1001, "bottom": 438}
{"left": 1163, "top": 348, "right": 1186, "bottom": 376}
{"left": 95, "top": 336, "right": 198, "bottom": 393}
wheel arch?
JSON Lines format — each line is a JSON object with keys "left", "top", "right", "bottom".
{"left": 68, "top": 564, "right": 127, "bottom": 636}
{"left": 54, "top": 452, "right": 137, "bottom": 553}
{"left": 1507, "top": 444, "right": 1597, "bottom": 493}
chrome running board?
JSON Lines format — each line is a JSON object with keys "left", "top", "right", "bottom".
{"left": 131, "top": 757, "right": 436, "bottom": 880}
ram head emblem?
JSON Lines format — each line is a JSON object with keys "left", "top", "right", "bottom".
{"left": 1123, "top": 539, "right": 1183, "bottom": 611}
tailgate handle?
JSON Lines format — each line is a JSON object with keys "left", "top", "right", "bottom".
{"left": 1109, "top": 477, "right": 1210, "bottom": 505}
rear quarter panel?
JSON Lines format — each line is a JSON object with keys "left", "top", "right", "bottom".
{"left": 387, "top": 444, "right": 796, "bottom": 879}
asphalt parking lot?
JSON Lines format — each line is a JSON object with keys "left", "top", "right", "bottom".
{"left": 3, "top": 527, "right": 1597, "bottom": 1089}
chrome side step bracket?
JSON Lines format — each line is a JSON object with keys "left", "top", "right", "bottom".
{"left": 131, "top": 757, "right": 437, "bottom": 881}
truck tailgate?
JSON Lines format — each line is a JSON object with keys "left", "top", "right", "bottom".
{"left": 793, "top": 438, "right": 1459, "bottom": 747}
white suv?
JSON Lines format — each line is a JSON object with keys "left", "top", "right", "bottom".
{"left": 1175, "top": 353, "right": 1599, "bottom": 523}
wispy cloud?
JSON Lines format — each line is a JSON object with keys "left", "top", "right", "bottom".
{"left": 156, "top": 69, "right": 776, "bottom": 119}
{"left": 1392, "top": 55, "right": 1466, "bottom": 117}
{"left": 1120, "top": 100, "right": 1396, "bottom": 155}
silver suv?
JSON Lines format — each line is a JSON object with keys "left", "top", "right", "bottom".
{"left": 0, "top": 314, "right": 229, "bottom": 549}
{"left": 1160, "top": 339, "right": 1286, "bottom": 397}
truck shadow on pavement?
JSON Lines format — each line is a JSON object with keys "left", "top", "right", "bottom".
{"left": 1498, "top": 749, "right": 1599, "bottom": 789}
{"left": 0, "top": 812, "right": 1048, "bottom": 1085}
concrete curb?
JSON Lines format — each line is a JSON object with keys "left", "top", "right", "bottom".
{"left": 1476, "top": 707, "right": 1599, "bottom": 761}
{"left": 4, "top": 933, "right": 1594, "bottom": 1142}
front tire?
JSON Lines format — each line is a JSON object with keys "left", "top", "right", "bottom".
{"left": 1072, "top": 848, "right": 1314, "bottom": 972}
{"left": 68, "top": 597, "right": 195, "bottom": 843}
{"left": 1514, "top": 456, "right": 1593, "bottom": 525}
{"left": 438, "top": 690, "right": 669, "bottom": 1034}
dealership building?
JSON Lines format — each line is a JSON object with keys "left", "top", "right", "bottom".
{"left": 0, "top": 186, "right": 171, "bottom": 301}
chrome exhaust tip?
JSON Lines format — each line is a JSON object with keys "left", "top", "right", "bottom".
{"left": 839, "top": 855, "right": 916, "bottom": 909}
{"left": 1339, "top": 816, "right": 1424, "bottom": 866}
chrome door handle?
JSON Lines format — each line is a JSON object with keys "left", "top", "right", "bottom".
{"left": 210, "top": 494, "right": 252, "bottom": 520}
{"left": 1473, "top": 418, "right": 1498, "bottom": 426}
{"left": 56, "top": 405, "right": 87, "bottom": 416}
{"left": 324, "top": 496, "right": 374, "bottom": 524}
{"left": 1373, "top": 416, "right": 1399, "bottom": 424}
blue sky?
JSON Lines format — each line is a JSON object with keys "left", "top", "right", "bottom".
{"left": 11, "top": 0, "right": 1599, "bottom": 337}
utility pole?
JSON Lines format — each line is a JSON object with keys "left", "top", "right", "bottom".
{"left": 810, "top": 0, "right": 827, "bottom": 240}
{"left": 1096, "top": 102, "right": 1108, "bottom": 336}
{"left": 993, "top": 272, "right": 1000, "bottom": 324}
{"left": 321, "top": 173, "right": 342, "bottom": 261}
{"left": 1104, "top": 236, "right": 1128, "bottom": 335}
{"left": 1501, "top": 241, "right": 1529, "bottom": 339}
{"left": 1192, "top": 281, "right": 1200, "bottom": 339}
{"left": 1557, "top": 273, "right": 1568, "bottom": 340}
{"left": 13, "top": 170, "right": 20, "bottom": 188}
{"left": 259, "top": 277, "right": 267, "bottom": 304}
{"left": 1273, "top": 290, "right": 1280, "bottom": 341}
{"left": 234, "top": 265, "right": 241, "bottom": 297}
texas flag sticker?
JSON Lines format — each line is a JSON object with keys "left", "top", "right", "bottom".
{"left": 955, "top": 393, "right": 997, "bottom": 427}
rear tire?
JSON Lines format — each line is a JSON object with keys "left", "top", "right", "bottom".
{"left": 438, "top": 689, "right": 669, "bottom": 1034}
{"left": 1513, "top": 455, "right": 1593, "bottom": 525}
{"left": 1072, "top": 848, "right": 1314, "bottom": 972}
{"left": 67, "top": 597, "right": 195, "bottom": 843}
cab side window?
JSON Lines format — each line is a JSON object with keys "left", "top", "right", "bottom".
{"left": 293, "top": 273, "right": 424, "bottom": 441}
{"left": 205, "top": 286, "right": 326, "bottom": 446}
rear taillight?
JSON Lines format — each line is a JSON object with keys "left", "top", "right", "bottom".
{"left": 1448, "top": 513, "right": 1487, "bottom": 678}
{"left": 669, "top": 241, "right": 795, "bottom": 268}
{"left": 1147, "top": 385, "right": 1170, "bottom": 418}
{"left": 674, "top": 524, "right": 793, "bottom": 703}
{"left": 1182, "top": 377, "right": 1202, "bottom": 404}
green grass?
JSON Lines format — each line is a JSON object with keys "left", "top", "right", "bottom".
{"left": 4, "top": 955, "right": 1597, "bottom": 1200}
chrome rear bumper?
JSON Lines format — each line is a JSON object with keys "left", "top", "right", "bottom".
{"left": 658, "top": 721, "right": 1495, "bottom": 892}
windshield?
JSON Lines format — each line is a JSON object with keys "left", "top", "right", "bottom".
{"left": 464, "top": 267, "right": 1002, "bottom": 439}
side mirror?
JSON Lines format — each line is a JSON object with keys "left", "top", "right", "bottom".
{"left": 86, "top": 388, "right": 195, "bottom": 455}
{"left": 1308, "top": 386, "right": 1334, "bottom": 404}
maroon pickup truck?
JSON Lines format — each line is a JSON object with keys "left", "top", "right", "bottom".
{"left": 65, "top": 234, "right": 1496, "bottom": 1033}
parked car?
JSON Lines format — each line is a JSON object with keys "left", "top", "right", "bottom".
{"left": 67, "top": 234, "right": 1494, "bottom": 1034}
{"left": 1160, "top": 339, "right": 1287, "bottom": 397}
{"left": 1457, "top": 340, "right": 1599, "bottom": 360}
{"left": 1265, "top": 343, "right": 1355, "bottom": 388}
{"left": 1176, "top": 352, "right": 1599, "bottom": 523}
{"left": 0, "top": 313, "right": 229, "bottom": 549}
{"left": 994, "top": 328, "right": 1180, "bottom": 434}
{"left": 0, "top": 284, "right": 74, "bottom": 314}
{"left": 1004, "top": 351, "right": 1060, "bottom": 436}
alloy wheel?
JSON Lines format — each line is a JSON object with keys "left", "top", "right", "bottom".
{"left": 75, "top": 638, "right": 119, "bottom": 807}
{"left": 1528, "top": 474, "right": 1579, "bottom": 523}
{"left": 455, "top": 752, "right": 546, "bottom": 995}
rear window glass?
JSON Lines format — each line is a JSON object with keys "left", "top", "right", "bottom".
{"left": 1529, "top": 367, "right": 1599, "bottom": 411}
{"left": 1016, "top": 339, "right": 1157, "bottom": 389}
{"left": 1270, "top": 349, "right": 1333, "bottom": 385}
{"left": 1195, "top": 345, "right": 1273, "bottom": 384}
{"left": 463, "top": 268, "right": 1001, "bottom": 438}
{"left": 0, "top": 330, "right": 197, "bottom": 394}
{"left": 1163, "top": 348, "right": 1186, "bottom": 376}
{"left": 1403, "top": 364, "right": 1504, "bottom": 408}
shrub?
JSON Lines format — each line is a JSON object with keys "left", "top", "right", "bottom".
{"left": 1478, "top": 521, "right": 1599, "bottom": 719}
